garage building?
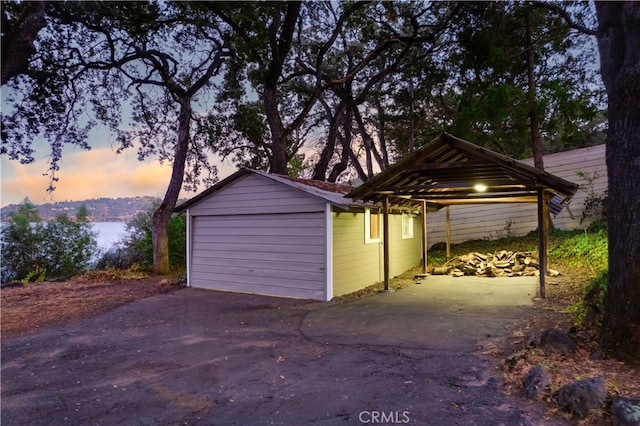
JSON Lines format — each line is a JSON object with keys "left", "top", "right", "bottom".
{"left": 175, "top": 169, "right": 422, "bottom": 301}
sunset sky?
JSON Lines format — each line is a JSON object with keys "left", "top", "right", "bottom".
{"left": 0, "top": 139, "right": 237, "bottom": 207}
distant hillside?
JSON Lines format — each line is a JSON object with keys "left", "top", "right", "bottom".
{"left": 1, "top": 196, "right": 157, "bottom": 222}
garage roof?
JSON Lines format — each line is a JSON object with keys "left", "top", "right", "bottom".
{"left": 347, "top": 133, "right": 579, "bottom": 208}
{"left": 175, "top": 168, "right": 366, "bottom": 213}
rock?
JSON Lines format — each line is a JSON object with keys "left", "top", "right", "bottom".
{"left": 557, "top": 376, "right": 607, "bottom": 419}
{"left": 505, "top": 350, "right": 527, "bottom": 370}
{"left": 523, "top": 365, "right": 550, "bottom": 400}
{"left": 574, "top": 330, "right": 591, "bottom": 343}
{"left": 589, "top": 348, "right": 603, "bottom": 360}
{"left": 612, "top": 396, "right": 640, "bottom": 426}
{"left": 526, "top": 330, "right": 543, "bottom": 348}
{"left": 540, "top": 328, "right": 577, "bottom": 355}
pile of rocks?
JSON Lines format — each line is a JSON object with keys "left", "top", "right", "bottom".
{"left": 431, "top": 250, "right": 559, "bottom": 278}
{"left": 519, "top": 328, "right": 640, "bottom": 423}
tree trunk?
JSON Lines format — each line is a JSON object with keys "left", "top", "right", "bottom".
{"left": 264, "top": 84, "right": 288, "bottom": 174}
{"left": 1, "top": 1, "right": 47, "bottom": 85}
{"left": 374, "top": 95, "right": 390, "bottom": 169}
{"left": 353, "top": 106, "right": 384, "bottom": 177}
{"left": 525, "top": 12, "right": 545, "bottom": 170}
{"left": 152, "top": 96, "right": 191, "bottom": 274}
{"left": 262, "top": 2, "right": 301, "bottom": 176}
{"left": 312, "top": 99, "right": 347, "bottom": 181}
{"left": 595, "top": 2, "right": 640, "bottom": 360}
{"left": 328, "top": 107, "right": 354, "bottom": 182}
{"left": 408, "top": 76, "right": 416, "bottom": 153}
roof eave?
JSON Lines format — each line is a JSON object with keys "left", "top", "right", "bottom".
{"left": 347, "top": 133, "right": 579, "bottom": 205}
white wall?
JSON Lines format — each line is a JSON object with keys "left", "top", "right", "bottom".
{"left": 426, "top": 144, "right": 607, "bottom": 245}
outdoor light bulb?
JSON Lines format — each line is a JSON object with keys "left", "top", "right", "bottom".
{"left": 474, "top": 184, "right": 487, "bottom": 192}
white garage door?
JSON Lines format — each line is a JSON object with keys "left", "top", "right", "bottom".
{"left": 190, "top": 212, "right": 328, "bottom": 300}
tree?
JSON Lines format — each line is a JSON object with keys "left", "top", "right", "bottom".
{"left": 210, "top": 1, "right": 459, "bottom": 182}
{"left": 0, "top": 199, "right": 44, "bottom": 284}
{"left": 211, "top": 1, "right": 369, "bottom": 174}
{"left": 307, "top": 1, "right": 458, "bottom": 181}
{"left": 40, "top": 205, "right": 98, "bottom": 278}
{"left": 537, "top": 1, "right": 640, "bottom": 360}
{"left": 1, "top": 1, "right": 46, "bottom": 85}
{"left": 593, "top": 2, "right": 640, "bottom": 360}
{"left": 445, "top": 2, "right": 603, "bottom": 161}
{"left": 97, "top": 198, "right": 186, "bottom": 271}
{"left": 2, "top": 2, "right": 231, "bottom": 274}
{"left": 0, "top": 200, "right": 98, "bottom": 285}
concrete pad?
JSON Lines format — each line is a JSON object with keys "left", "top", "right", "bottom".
{"left": 304, "top": 276, "right": 538, "bottom": 350}
{"left": 406, "top": 275, "right": 538, "bottom": 308}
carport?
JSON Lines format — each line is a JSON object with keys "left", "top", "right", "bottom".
{"left": 347, "top": 133, "right": 579, "bottom": 298}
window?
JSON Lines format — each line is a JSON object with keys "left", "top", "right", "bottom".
{"left": 365, "top": 209, "right": 380, "bottom": 243}
{"left": 402, "top": 213, "right": 414, "bottom": 239}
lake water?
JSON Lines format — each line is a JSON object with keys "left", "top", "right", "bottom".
{"left": 92, "top": 222, "right": 128, "bottom": 251}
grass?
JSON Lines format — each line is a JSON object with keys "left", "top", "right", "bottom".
{"left": 549, "top": 229, "right": 608, "bottom": 272}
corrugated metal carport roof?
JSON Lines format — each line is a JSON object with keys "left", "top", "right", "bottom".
{"left": 347, "top": 133, "right": 579, "bottom": 207}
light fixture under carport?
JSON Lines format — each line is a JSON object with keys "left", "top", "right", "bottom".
{"left": 347, "top": 133, "right": 579, "bottom": 299}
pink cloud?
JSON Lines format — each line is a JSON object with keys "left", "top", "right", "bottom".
{"left": 2, "top": 144, "right": 238, "bottom": 207}
{"left": 3, "top": 148, "right": 172, "bottom": 206}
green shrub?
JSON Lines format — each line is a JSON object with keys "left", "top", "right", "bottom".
{"left": 1, "top": 200, "right": 99, "bottom": 285}
{"left": 96, "top": 200, "right": 186, "bottom": 271}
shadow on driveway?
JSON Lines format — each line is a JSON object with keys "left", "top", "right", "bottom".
{"left": 2, "top": 277, "right": 564, "bottom": 425}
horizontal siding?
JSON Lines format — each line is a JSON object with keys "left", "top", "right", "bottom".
{"left": 427, "top": 145, "right": 607, "bottom": 245}
{"left": 388, "top": 214, "right": 423, "bottom": 276}
{"left": 190, "top": 212, "right": 327, "bottom": 300}
{"left": 332, "top": 211, "right": 423, "bottom": 296}
{"left": 192, "top": 248, "right": 324, "bottom": 265}
{"left": 332, "top": 211, "right": 382, "bottom": 296}
{"left": 189, "top": 277, "right": 325, "bottom": 300}
{"left": 190, "top": 173, "right": 327, "bottom": 216}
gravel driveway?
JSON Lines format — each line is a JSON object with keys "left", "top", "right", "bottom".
{"left": 1, "top": 277, "right": 564, "bottom": 425}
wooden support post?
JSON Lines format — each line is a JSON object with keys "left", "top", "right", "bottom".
{"left": 422, "top": 201, "right": 428, "bottom": 274}
{"left": 445, "top": 205, "right": 451, "bottom": 261}
{"left": 543, "top": 201, "right": 551, "bottom": 274}
{"left": 537, "top": 188, "right": 547, "bottom": 298}
{"left": 383, "top": 196, "right": 390, "bottom": 291}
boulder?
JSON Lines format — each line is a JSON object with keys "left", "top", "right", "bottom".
{"left": 505, "top": 350, "right": 527, "bottom": 370}
{"left": 523, "top": 365, "right": 550, "bottom": 400}
{"left": 526, "top": 330, "right": 543, "bottom": 348}
{"left": 540, "top": 328, "right": 577, "bottom": 355}
{"left": 557, "top": 376, "right": 607, "bottom": 419}
{"left": 574, "top": 330, "right": 592, "bottom": 343}
{"left": 612, "top": 396, "right": 640, "bottom": 426}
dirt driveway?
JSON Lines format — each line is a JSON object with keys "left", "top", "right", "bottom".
{"left": 2, "top": 277, "right": 563, "bottom": 425}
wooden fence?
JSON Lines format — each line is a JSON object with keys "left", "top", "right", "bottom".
{"left": 425, "top": 144, "right": 607, "bottom": 246}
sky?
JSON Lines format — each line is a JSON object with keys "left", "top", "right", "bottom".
{"left": 0, "top": 138, "right": 237, "bottom": 208}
